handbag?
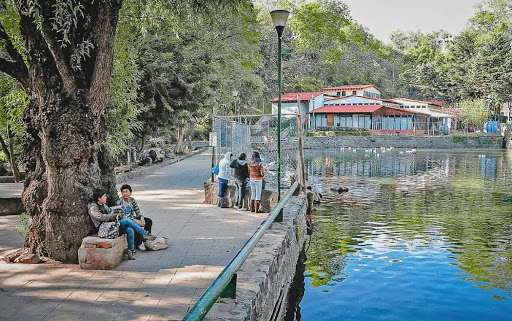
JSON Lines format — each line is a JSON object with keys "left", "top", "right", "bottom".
{"left": 212, "top": 163, "right": 219, "bottom": 175}
{"left": 98, "top": 218, "right": 120, "bottom": 239}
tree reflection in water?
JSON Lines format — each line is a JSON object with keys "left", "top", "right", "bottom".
{"left": 288, "top": 149, "right": 512, "bottom": 320}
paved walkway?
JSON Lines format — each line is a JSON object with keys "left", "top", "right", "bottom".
{"left": 0, "top": 182, "right": 23, "bottom": 198}
{"left": 0, "top": 151, "right": 267, "bottom": 321}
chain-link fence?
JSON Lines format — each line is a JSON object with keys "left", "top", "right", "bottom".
{"left": 211, "top": 114, "right": 301, "bottom": 190}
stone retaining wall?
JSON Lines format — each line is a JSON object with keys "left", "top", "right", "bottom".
{"left": 304, "top": 134, "right": 504, "bottom": 149}
{"left": 205, "top": 196, "right": 308, "bottom": 321}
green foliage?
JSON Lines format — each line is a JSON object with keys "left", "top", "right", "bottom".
{"left": 460, "top": 99, "right": 488, "bottom": 129}
{"left": 105, "top": 2, "right": 143, "bottom": 158}
{"left": 16, "top": 213, "right": 31, "bottom": 238}
{"left": 0, "top": 76, "right": 26, "bottom": 162}
{"left": 0, "top": 1, "right": 26, "bottom": 64}
{"left": 116, "top": 0, "right": 262, "bottom": 146}
{"left": 453, "top": 136, "right": 468, "bottom": 143}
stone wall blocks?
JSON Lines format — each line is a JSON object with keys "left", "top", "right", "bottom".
{"left": 205, "top": 195, "right": 308, "bottom": 321}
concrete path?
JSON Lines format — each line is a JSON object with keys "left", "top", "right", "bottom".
{"left": 0, "top": 182, "right": 23, "bottom": 198}
{"left": 0, "top": 151, "right": 267, "bottom": 321}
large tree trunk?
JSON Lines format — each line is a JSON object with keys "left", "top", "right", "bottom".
{"left": 174, "top": 125, "right": 185, "bottom": 154}
{"left": 14, "top": 1, "right": 122, "bottom": 262}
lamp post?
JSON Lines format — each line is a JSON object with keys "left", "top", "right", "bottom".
{"left": 312, "top": 94, "right": 315, "bottom": 130}
{"left": 232, "top": 90, "right": 239, "bottom": 122}
{"left": 271, "top": 9, "right": 290, "bottom": 202}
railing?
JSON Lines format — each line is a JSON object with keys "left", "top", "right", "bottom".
{"left": 183, "top": 181, "right": 300, "bottom": 321}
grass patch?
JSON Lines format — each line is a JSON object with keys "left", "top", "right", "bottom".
{"left": 453, "top": 136, "right": 468, "bottom": 143}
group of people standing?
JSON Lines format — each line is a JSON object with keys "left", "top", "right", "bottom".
{"left": 216, "top": 151, "right": 265, "bottom": 213}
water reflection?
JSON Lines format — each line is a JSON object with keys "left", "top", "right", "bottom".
{"left": 295, "top": 149, "right": 512, "bottom": 321}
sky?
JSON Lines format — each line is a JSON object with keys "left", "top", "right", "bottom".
{"left": 341, "top": 0, "right": 482, "bottom": 43}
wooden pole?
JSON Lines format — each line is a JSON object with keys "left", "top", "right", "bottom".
{"left": 297, "top": 114, "right": 306, "bottom": 194}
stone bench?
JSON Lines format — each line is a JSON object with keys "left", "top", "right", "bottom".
{"left": 78, "top": 234, "right": 127, "bottom": 270}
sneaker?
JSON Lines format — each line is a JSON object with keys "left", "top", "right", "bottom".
{"left": 127, "top": 250, "right": 136, "bottom": 260}
{"left": 237, "top": 207, "right": 248, "bottom": 211}
{"left": 143, "top": 233, "right": 156, "bottom": 241}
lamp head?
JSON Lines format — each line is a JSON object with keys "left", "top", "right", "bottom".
{"left": 270, "top": 10, "right": 290, "bottom": 38}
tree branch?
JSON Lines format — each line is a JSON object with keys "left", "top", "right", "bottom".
{"left": 0, "top": 24, "right": 29, "bottom": 87}
{"left": 37, "top": 21, "right": 76, "bottom": 94}
{"left": 87, "top": 1, "right": 122, "bottom": 115}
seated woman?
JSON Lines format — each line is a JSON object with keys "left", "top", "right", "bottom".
{"left": 116, "top": 184, "right": 153, "bottom": 250}
{"left": 88, "top": 189, "right": 155, "bottom": 260}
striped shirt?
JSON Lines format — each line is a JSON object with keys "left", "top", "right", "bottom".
{"left": 116, "top": 197, "right": 142, "bottom": 219}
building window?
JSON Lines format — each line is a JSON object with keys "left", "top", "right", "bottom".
{"left": 352, "top": 91, "right": 357, "bottom": 96}
{"left": 342, "top": 91, "right": 346, "bottom": 96}
{"left": 337, "top": 92, "right": 340, "bottom": 97}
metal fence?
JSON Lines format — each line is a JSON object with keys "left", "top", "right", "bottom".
{"left": 211, "top": 114, "right": 300, "bottom": 190}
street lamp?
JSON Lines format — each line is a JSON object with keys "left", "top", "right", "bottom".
{"left": 312, "top": 94, "right": 315, "bottom": 130}
{"left": 487, "top": 94, "right": 492, "bottom": 121}
{"left": 271, "top": 9, "right": 290, "bottom": 202}
{"left": 232, "top": 90, "right": 239, "bottom": 121}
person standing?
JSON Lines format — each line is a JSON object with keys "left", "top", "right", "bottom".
{"left": 217, "top": 152, "right": 233, "bottom": 207}
{"left": 230, "top": 152, "right": 249, "bottom": 210}
{"left": 116, "top": 184, "right": 153, "bottom": 250}
{"left": 248, "top": 151, "right": 264, "bottom": 213}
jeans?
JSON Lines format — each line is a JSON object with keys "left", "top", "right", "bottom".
{"left": 249, "top": 179, "right": 263, "bottom": 201}
{"left": 134, "top": 217, "right": 153, "bottom": 247}
{"left": 234, "top": 179, "right": 247, "bottom": 208}
{"left": 119, "top": 218, "right": 146, "bottom": 250}
{"left": 218, "top": 178, "right": 228, "bottom": 197}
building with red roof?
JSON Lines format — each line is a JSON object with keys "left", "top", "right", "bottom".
{"left": 323, "top": 84, "right": 381, "bottom": 99}
{"left": 270, "top": 84, "right": 449, "bottom": 134}
{"left": 308, "top": 104, "right": 429, "bottom": 135}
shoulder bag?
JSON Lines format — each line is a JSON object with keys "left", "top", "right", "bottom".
{"left": 98, "top": 216, "right": 120, "bottom": 239}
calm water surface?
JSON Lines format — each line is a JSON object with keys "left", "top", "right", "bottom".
{"left": 294, "top": 148, "right": 512, "bottom": 321}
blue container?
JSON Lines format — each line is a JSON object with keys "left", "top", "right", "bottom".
{"left": 484, "top": 121, "right": 498, "bottom": 133}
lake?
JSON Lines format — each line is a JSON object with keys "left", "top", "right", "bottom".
{"left": 288, "top": 148, "right": 512, "bottom": 321}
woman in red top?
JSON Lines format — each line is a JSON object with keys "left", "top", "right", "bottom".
{"left": 248, "top": 151, "right": 264, "bottom": 212}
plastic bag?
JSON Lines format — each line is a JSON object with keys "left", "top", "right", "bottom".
{"left": 144, "top": 236, "right": 170, "bottom": 251}
{"left": 212, "top": 163, "right": 219, "bottom": 175}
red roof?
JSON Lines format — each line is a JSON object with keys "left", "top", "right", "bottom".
{"left": 271, "top": 92, "right": 323, "bottom": 103}
{"left": 431, "top": 101, "right": 443, "bottom": 107}
{"left": 309, "top": 105, "right": 429, "bottom": 115}
{"left": 322, "top": 84, "right": 382, "bottom": 93}
{"left": 310, "top": 105, "right": 383, "bottom": 114}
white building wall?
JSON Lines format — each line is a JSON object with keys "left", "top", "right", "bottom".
{"left": 325, "top": 96, "right": 381, "bottom": 105}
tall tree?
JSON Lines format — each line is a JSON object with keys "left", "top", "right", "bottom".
{"left": 0, "top": 0, "right": 242, "bottom": 263}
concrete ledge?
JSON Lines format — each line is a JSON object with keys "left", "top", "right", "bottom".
{"left": 0, "top": 198, "right": 24, "bottom": 215}
{"left": 204, "top": 179, "right": 278, "bottom": 212}
{"left": 78, "top": 234, "right": 127, "bottom": 270}
{"left": 0, "top": 176, "right": 14, "bottom": 183}
{"left": 205, "top": 196, "right": 308, "bottom": 321}
{"left": 0, "top": 183, "right": 24, "bottom": 216}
